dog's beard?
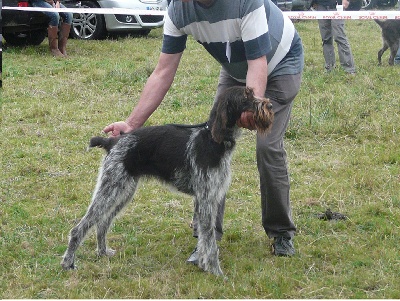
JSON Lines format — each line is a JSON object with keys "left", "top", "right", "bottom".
{"left": 253, "top": 98, "right": 274, "bottom": 134}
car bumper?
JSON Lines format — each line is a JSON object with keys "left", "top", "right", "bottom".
{"left": 98, "top": 0, "right": 168, "bottom": 32}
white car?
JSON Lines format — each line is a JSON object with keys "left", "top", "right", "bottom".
{"left": 71, "top": 0, "right": 168, "bottom": 39}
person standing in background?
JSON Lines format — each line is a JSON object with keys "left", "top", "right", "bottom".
{"left": 395, "top": 0, "right": 400, "bottom": 64}
{"left": 312, "top": 0, "right": 356, "bottom": 74}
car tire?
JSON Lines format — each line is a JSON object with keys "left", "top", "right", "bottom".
{"left": 71, "top": 0, "right": 107, "bottom": 40}
{"left": 362, "top": 0, "right": 376, "bottom": 9}
{"left": 346, "top": 0, "right": 362, "bottom": 10}
{"left": 3, "top": 29, "right": 47, "bottom": 46}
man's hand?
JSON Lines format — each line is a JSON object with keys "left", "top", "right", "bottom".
{"left": 236, "top": 111, "right": 256, "bottom": 130}
{"left": 103, "top": 121, "right": 133, "bottom": 137}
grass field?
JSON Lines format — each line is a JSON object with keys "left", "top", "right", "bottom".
{"left": 1, "top": 16, "right": 399, "bottom": 299}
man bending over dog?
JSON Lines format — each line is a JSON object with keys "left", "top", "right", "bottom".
{"left": 104, "top": 0, "right": 304, "bottom": 259}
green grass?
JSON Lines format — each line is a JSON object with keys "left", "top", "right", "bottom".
{"left": 1, "top": 19, "right": 399, "bottom": 298}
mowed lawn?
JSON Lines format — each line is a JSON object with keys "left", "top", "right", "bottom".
{"left": 1, "top": 15, "right": 399, "bottom": 298}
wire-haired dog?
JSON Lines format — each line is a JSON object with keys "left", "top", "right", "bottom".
{"left": 61, "top": 86, "right": 274, "bottom": 276}
{"left": 374, "top": 19, "right": 400, "bottom": 66}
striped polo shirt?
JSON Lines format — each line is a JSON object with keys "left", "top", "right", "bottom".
{"left": 162, "top": 0, "right": 304, "bottom": 81}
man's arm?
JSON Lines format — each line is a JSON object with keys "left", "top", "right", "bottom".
{"left": 237, "top": 55, "right": 268, "bottom": 130}
{"left": 103, "top": 51, "right": 183, "bottom": 136}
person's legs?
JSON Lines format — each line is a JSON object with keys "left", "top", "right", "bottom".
{"left": 332, "top": 19, "right": 356, "bottom": 73}
{"left": 32, "top": 0, "right": 64, "bottom": 56}
{"left": 396, "top": 1, "right": 400, "bottom": 64}
{"left": 316, "top": 5, "right": 335, "bottom": 72}
{"left": 395, "top": 47, "right": 400, "bottom": 65}
{"left": 257, "top": 73, "right": 301, "bottom": 256}
{"left": 395, "top": 1, "right": 400, "bottom": 64}
{"left": 32, "top": 0, "right": 60, "bottom": 27}
{"left": 257, "top": 74, "right": 301, "bottom": 240}
{"left": 58, "top": 3, "right": 73, "bottom": 56}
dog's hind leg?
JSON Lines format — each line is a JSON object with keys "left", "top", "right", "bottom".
{"left": 96, "top": 178, "right": 138, "bottom": 257}
{"left": 61, "top": 203, "right": 101, "bottom": 269}
{"left": 61, "top": 159, "right": 136, "bottom": 270}
{"left": 377, "top": 44, "right": 388, "bottom": 65}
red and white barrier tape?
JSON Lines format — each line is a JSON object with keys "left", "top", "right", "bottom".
{"left": 2, "top": 6, "right": 400, "bottom": 19}
{"left": 1, "top": 6, "right": 166, "bottom": 15}
{"left": 285, "top": 10, "right": 400, "bottom": 19}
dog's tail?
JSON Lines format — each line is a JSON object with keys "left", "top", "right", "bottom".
{"left": 89, "top": 136, "right": 121, "bottom": 153}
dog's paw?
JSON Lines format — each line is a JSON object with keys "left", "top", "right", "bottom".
{"left": 105, "top": 248, "right": 116, "bottom": 257}
{"left": 98, "top": 248, "right": 116, "bottom": 257}
{"left": 60, "top": 260, "right": 76, "bottom": 270}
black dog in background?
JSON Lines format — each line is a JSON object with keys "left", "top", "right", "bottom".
{"left": 374, "top": 19, "right": 400, "bottom": 66}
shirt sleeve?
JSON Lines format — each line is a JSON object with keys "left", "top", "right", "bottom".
{"left": 162, "top": 13, "right": 188, "bottom": 54}
{"left": 241, "top": 0, "right": 271, "bottom": 60}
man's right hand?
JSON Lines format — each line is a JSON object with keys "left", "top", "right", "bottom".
{"left": 103, "top": 121, "right": 133, "bottom": 137}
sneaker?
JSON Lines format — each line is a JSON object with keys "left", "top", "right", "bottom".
{"left": 186, "top": 247, "right": 199, "bottom": 265}
{"left": 272, "top": 236, "right": 295, "bottom": 257}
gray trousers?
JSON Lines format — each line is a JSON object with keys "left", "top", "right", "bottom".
{"left": 192, "top": 68, "right": 301, "bottom": 240}
{"left": 315, "top": 4, "right": 356, "bottom": 73}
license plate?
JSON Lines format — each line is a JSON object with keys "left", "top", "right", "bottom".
{"left": 146, "top": 6, "right": 163, "bottom": 10}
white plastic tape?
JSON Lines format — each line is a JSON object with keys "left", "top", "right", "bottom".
{"left": 284, "top": 10, "right": 400, "bottom": 20}
{"left": 1, "top": 6, "right": 166, "bottom": 15}
{"left": 2, "top": 6, "right": 400, "bottom": 19}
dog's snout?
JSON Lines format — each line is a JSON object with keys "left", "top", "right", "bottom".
{"left": 267, "top": 102, "right": 273, "bottom": 110}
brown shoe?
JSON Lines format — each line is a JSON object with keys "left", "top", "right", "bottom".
{"left": 58, "top": 23, "right": 71, "bottom": 56}
{"left": 47, "top": 26, "right": 64, "bottom": 57}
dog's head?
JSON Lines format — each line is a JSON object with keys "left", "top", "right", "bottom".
{"left": 209, "top": 86, "right": 274, "bottom": 143}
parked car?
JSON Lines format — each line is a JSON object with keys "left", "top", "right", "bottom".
{"left": 2, "top": 0, "right": 50, "bottom": 46}
{"left": 2, "top": 0, "right": 168, "bottom": 45}
{"left": 361, "top": 0, "right": 397, "bottom": 9}
{"left": 273, "top": 0, "right": 293, "bottom": 10}
{"left": 70, "top": 0, "right": 168, "bottom": 40}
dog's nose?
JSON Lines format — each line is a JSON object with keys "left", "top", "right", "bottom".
{"left": 267, "top": 103, "right": 273, "bottom": 110}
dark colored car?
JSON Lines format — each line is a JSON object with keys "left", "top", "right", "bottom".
{"left": 361, "top": 0, "right": 397, "bottom": 9}
{"left": 2, "top": 0, "right": 77, "bottom": 46}
{"left": 2, "top": 0, "right": 49, "bottom": 46}
{"left": 272, "top": 0, "right": 294, "bottom": 10}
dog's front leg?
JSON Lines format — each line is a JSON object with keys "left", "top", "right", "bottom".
{"left": 196, "top": 196, "right": 223, "bottom": 276}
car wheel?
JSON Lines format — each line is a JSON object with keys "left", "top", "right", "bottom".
{"left": 71, "top": 0, "right": 107, "bottom": 40}
{"left": 3, "top": 29, "right": 47, "bottom": 46}
{"left": 346, "top": 0, "right": 362, "bottom": 10}
{"left": 362, "top": 0, "right": 376, "bottom": 9}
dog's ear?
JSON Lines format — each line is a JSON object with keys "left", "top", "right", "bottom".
{"left": 211, "top": 101, "right": 228, "bottom": 144}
